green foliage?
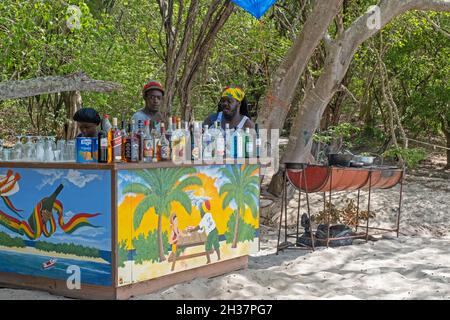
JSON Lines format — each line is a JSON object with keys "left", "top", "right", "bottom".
{"left": 34, "top": 240, "right": 100, "bottom": 258}
{"left": 314, "top": 122, "right": 361, "bottom": 151}
{"left": 0, "top": 231, "right": 26, "bottom": 247}
{"left": 117, "top": 240, "right": 128, "bottom": 268}
{"left": 132, "top": 230, "right": 169, "bottom": 264}
{"left": 224, "top": 213, "right": 256, "bottom": 244}
{"left": 383, "top": 147, "right": 427, "bottom": 169}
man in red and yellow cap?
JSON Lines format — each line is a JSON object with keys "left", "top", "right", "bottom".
{"left": 132, "top": 80, "right": 165, "bottom": 125}
{"left": 203, "top": 85, "right": 255, "bottom": 130}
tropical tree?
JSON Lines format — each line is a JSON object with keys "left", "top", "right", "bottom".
{"left": 219, "top": 164, "right": 259, "bottom": 248}
{"left": 122, "top": 168, "right": 202, "bottom": 262}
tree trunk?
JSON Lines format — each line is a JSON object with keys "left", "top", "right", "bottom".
{"left": 158, "top": 214, "right": 166, "bottom": 262}
{"left": 256, "top": 0, "right": 344, "bottom": 130}
{"left": 159, "top": 0, "right": 233, "bottom": 118}
{"left": 283, "top": 0, "right": 450, "bottom": 163}
{"left": 445, "top": 130, "right": 450, "bottom": 170}
{"left": 62, "top": 91, "right": 82, "bottom": 140}
{"left": 0, "top": 72, "right": 121, "bottom": 101}
{"left": 443, "top": 119, "right": 450, "bottom": 169}
{"left": 179, "top": 1, "right": 234, "bottom": 121}
{"left": 232, "top": 209, "right": 240, "bottom": 248}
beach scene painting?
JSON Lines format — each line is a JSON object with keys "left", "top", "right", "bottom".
{"left": 117, "top": 164, "right": 260, "bottom": 286}
{"left": 0, "top": 168, "right": 112, "bottom": 286}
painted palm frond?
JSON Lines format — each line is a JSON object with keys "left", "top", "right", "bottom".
{"left": 133, "top": 194, "right": 159, "bottom": 230}
{"left": 222, "top": 190, "right": 236, "bottom": 210}
{"left": 122, "top": 183, "right": 152, "bottom": 196}
{"left": 218, "top": 182, "right": 235, "bottom": 198}
{"left": 219, "top": 167, "right": 238, "bottom": 185}
{"left": 173, "top": 176, "right": 202, "bottom": 193}
{"left": 244, "top": 193, "right": 259, "bottom": 218}
{"left": 134, "top": 170, "right": 160, "bottom": 193}
{"left": 166, "top": 191, "right": 194, "bottom": 215}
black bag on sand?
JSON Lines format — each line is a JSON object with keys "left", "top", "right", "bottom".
{"left": 297, "top": 213, "right": 354, "bottom": 247}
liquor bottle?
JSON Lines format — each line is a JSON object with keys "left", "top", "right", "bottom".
{"left": 102, "top": 114, "right": 113, "bottom": 131}
{"left": 213, "top": 121, "right": 225, "bottom": 160}
{"left": 121, "top": 120, "right": 128, "bottom": 162}
{"left": 102, "top": 114, "right": 113, "bottom": 163}
{"left": 255, "top": 123, "right": 261, "bottom": 159}
{"left": 34, "top": 184, "right": 64, "bottom": 225}
{"left": 136, "top": 120, "right": 145, "bottom": 162}
{"left": 183, "top": 121, "right": 191, "bottom": 162}
{"left": 142, "top": 120, "right": 153, "bottom": 163}
{"left": 231, "top": 127, "right": 244, "bottom": 158}
{"left": 178, "top": 119, "right": 187, "bottom": 160}
{"left": 124, "top": 122, "right": 139, "bottom": 162}
{"left": 98, "top": 119, "right": 109, "bottom": 163}
{"left": 191, "top": 122, "right": 202, "bottom": 162}
{"left": 159, "top": 123, "right": 171, "bottom": 161}
{"left": 244, "top": 127, "right": 254, "bottom": 159}
{"left": 202, "top": 125, "right": 213, "bottom": 160}
{"left": 172, "top": 116, "right": 177, "bottom": 132}
{"left": 151, "top": 120, "right": 160, "bottom": 162}
{"left": 166, "top": 116, "right": 173, "bottom": 140}
{"left": 171, "top": 119, "right": 181, "bottom": 162}
{"left": 111, "top": 117, "right": 122, "bottom": 163}
{"left": 224, "top": 123, "right": 233, "bottom": 159}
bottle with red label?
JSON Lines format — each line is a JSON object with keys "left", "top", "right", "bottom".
{"left": 111, "top": 117, "right": 122, "bottom": 162}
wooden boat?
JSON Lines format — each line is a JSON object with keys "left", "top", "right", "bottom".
{"left": 42, "top": 258, "right": 57, "bottom": 270}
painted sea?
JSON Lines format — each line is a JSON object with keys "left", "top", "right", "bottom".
{"left": 0, "top": 249, "right": 112, "bottom": 286}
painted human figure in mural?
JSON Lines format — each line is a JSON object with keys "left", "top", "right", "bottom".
{"left": 168, "top": 213, "right": 182, "bottom": 259}
{"left": 187, "top": 200, "right": 221, "bottom": 264}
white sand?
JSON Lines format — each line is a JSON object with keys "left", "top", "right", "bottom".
{"left": 1, "top": 172, "right": 449, "bottom": 300}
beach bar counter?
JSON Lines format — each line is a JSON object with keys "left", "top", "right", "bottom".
{"left": 0, "top": 160, "right": 262, "bottom": 299}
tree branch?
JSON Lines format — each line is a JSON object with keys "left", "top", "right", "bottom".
{"left": 0, "top": 72, "right": 122, "bottom": 101}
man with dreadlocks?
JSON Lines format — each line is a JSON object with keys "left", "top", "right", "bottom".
{"left": 203, "top": 85, "right": 255, "bottom": 131}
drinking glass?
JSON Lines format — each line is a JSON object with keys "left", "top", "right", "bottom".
{"left": 23, "top": 136, "right": 36, "bottom": 161}
{"left": 65, "top": 139, "right": 76, "bottom": 162}
{"left": 44, "top": 136, "right": 55, "bottom": 161}
{"left": 2, "top": 148, "right": 11, "bottom": 161}
{"left": 35, "top": 136, "right": 45, "bottom": 162}
{"left": 12, "top": 135, "right": 23, "bottom": 161}
{"left": 53, "top": 150, "right": 61, "bottom": 162}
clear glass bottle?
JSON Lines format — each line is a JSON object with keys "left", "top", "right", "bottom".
{"left": 202, "top": 125, "right": 213, "bottom": 160}
{"left": 142, "top": 120, "right": 153, "bottom": 163}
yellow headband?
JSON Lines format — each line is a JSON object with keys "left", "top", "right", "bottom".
{"left": 221, "top": 86, "right": 245, "bottom": 102}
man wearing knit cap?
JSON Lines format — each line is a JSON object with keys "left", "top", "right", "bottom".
{"left": 187, "top": 199, "right": 221, "bottom": 264}
{"left": 73, "top": 107, "right": 101, "bottom": 137}
{"left": 132, "top": 80, "right": 165, "bottom": 126}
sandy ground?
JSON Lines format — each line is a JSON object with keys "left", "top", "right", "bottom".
{"left": 1, "top": 169, "right": 449, "bottom": 300}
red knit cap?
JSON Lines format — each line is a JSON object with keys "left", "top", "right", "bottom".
{"left": 143, "top": 80, "right": 164, "bottom": 96}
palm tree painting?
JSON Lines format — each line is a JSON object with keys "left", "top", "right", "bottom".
{"left": 219, "top": 164, "right": 259, "bottom": 248}
{"left": 122, "top": 168, "right": 202, "bottom": 262}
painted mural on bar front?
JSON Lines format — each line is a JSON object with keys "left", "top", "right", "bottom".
{"left": 117, "top": 164, "right": 260, "bottom": 286}
{"left": 0, "top": 168, "right": 112, "bottom": 286}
